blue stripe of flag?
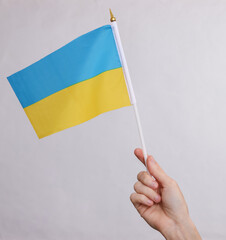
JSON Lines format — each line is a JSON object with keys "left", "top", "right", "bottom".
{"left": 7, "top": 25, "right": 121, "bottom": 108}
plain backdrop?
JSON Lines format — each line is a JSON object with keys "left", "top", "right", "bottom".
{"left": 1, "top": 0, "right": 226, "bottom": 239}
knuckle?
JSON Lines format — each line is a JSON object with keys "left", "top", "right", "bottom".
{"left": 137, "top": 171, "right": 146, "bottom": 181}
{"left": 142, "top": 174, "right": 148, "bottom": 183}
{"left": 133, "top": 183, "right": 136, "bottom": 191}
{"left": 133, "top": 181, "right": 140, "bottom": 191}
{"left": 130, "top": 193, "right": 135, "bottom": 202}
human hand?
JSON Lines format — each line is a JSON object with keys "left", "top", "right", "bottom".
{"left": 130, "top": 148, "right": 201, "bottom": 240}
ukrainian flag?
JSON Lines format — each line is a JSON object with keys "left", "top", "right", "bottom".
{"left": 7, "top": 25, "right": 131, "bottom": 139}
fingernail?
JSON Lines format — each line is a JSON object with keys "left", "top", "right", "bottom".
{"left": 147, "top": 199, "right": 153, "bottom": 205}
{"left": 151, "top": 181, "right": 158, "bottom": 188}
{"left": 154, "top": 195, "right": 161, "bottom": 202}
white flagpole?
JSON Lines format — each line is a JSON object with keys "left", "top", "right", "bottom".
{"left": 109, "top": 9, "right": 148, "bottom": 165}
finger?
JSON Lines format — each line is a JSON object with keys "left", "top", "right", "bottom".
{"left": 137, "top": 171, "right": 158, "bottom": 190}
{"left": 134, "top": 181, "right": 161, "bottom": 203}
{"left": 130, "top": 192, "right": 154, "bottom": 208}
{"left": 146, "top": 155, "right": 171, "bottom": 187}
{"left": 134, "top": 148, "right": 145, "bottom": 165}
{"left": 134, "top": 148, "right": 158, "bottom": 182}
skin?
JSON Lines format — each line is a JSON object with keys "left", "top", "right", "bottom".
{"left": 130, "top": 148, "right": 202, "bottom": 240}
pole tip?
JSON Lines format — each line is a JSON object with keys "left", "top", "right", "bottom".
{"left": 109, "top": 8, "right": 116, "bottom": 22}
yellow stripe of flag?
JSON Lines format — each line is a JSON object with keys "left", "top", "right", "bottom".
{"left": 24, "top": 67, "right": 131, "bottom": 138}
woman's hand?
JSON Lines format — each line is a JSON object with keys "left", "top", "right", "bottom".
{"left": 130, "top": 148, "right": 202, "bottom": 240}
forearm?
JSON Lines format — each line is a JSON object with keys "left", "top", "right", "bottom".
{"left": 162, "top": 217, "right": 202, "bottom": 240}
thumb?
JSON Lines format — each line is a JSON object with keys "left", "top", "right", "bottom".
{"left": 146, "top": 155, "right": 170, "bottom": 187}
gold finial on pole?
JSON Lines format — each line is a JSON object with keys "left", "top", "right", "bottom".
{"left": 109, "top": 8, "right": 116, "bottom": 22}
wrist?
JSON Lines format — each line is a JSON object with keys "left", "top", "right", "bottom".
{"left": 162, "top": 217, "right": 201, "bottom": 240}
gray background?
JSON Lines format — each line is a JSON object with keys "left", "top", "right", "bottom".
{"left": 1, "top": 0, "right": 226, "bottom": 239}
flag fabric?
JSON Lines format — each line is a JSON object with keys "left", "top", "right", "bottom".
{"left": 7, "top": 25, "right": 131, "bottom": 139}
